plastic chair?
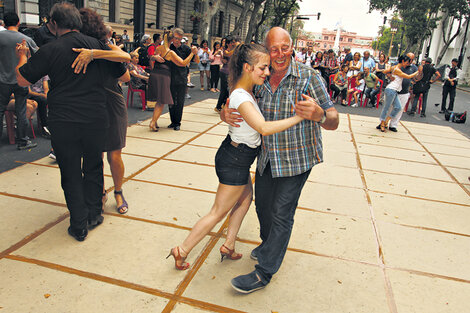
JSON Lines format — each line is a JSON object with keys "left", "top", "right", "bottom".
{"left": 346, "top": 76, "right": 357, "bottom": 106}
{"left": 5, "top": 102, "right": 36, "bottom": 145}
{"left": 404, "top": 94, "right": 423, "bottom": 113}
{"left": 361, "top": 79, "right": 383, "bottom": 109}
{"left": 328, "top": 74, "right": 335, "bottom": 98}
{"left": 126, "top": 83, "right": 146, "bottom": 111}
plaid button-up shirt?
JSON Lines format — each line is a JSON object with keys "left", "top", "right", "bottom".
{"left": 254, "top": 59, "right": 334, "bottom": 178}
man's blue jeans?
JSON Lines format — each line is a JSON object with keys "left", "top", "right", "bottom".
{"left": 253, "top": 162, "right": 311, "bottom": 284}
{"left": 411, "top": 90, "right": 429, "bottom": 114}
{"left": 364, "top": 86, "right": 380, "bottom": 104}
{"left": 0, "top": 82, "right": 29, "bottom": 144}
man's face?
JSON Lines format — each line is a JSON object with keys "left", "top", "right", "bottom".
{"left": 452, "top": 60, "right": 458, "bottom": 67}
{"left": 267, "top": 33, "right": 293, "bottom": 73}
{"left": 228, "top": 40, "right": 236, "bottom": 50}
{"left": 407, "top": 53, "right": 415, "bottom": 64}
{"left": 364, "top": 52, "right": 370, "bottom": 59}
{"left": 308, "top": 46, "right": 313, "bottom": 54}
{"left": 364, "top": 67, "right": 370, "bottom": 75}
{"left": 172, "top": 33, "right": 183, "bottom": 48}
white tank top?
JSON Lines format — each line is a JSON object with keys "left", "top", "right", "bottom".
{"left": 387, "top": 67, "right": 403, "bottom": 92}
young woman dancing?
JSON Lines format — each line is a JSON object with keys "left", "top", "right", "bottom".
{"left": 167, "top": 44, "right": 306, "bottom": 270}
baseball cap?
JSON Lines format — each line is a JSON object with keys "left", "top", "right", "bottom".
{"left": 424, "top": 57, "right": 432, "bottom": 63}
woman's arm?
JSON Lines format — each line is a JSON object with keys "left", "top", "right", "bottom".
{"left": 168, "top": 46, "right": 198, "bottom": 67}
{"left": 130, "top": 69, "right": 149, "bottom": 81}
{"left": 42, "top": 79, "right": 49, "bottom": 96}
{"left": 237, "top": 101, "right": 303, "bottom": 136}
{"left": 395, "top": 67, "right": 419, "bottom": 79}
{"left": 71, "top": 45, "right": 131, "bottom": 74}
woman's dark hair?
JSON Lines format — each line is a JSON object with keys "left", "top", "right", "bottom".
{"left": 353, "top": 52, "right": 361, "bottom": 59}
{"left": 213, "top": 41, "right": 220, "bottom": 51}
{"left": 201, "top": 40, "right": 208, "bottom": 47}
{"left": 79, "top": 8, "right": 107, "bottom": 41}
{"left": 228, "top": 43, "right": 268, "bottom": 91}
{"left": 379, "top": 52, "right": 386, "bottom": 62}
{"left": 315, "top": 51, "right": 323, "bottom": 59}
{"left": 341, "top": 64, "right": 349, "bottom": 71}
{"left": 153, "top": 33, "right": 160, "bottom": 43}
{"left": 221, "top": 37, "right": 227, "bottom": 49}
{"left": 50, "top": 2, "right": 82, "bottom": 31}
{"left": 398, "top": 54, "right": 411, "bottom": 64}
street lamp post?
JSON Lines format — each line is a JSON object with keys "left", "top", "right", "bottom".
{"left": 289, "top": 13, "right": 320, "bottom": 48}
{"left": 388, "top": 17, "right": 399, "bottom": 57}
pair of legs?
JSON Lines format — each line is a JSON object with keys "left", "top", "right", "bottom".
{"left": 149, "top": 103, "right": 165, "bottom": 131}
{"left": 347, "top": 88, "right": 361, "bottom": 105}
{"left": 378, "top": 88, "right": 402, "bottom": 131}
{"left": 216, "top": 72, "right": 229, "bottom": 110}
{"left": 0, "top": 83, "right": 31, "bottom": 146}
{"left": 210, "top": 65, "right": 220, "bottom": 92}
{"left": 173, "top": 181, "right": 253, "bottom": 268}
{"left": 364, "top": 86, "right": 380, "bottom": 105}
{"left": 330, "top": 84, "right": 347, "bottom": 105}
{"left": 410, "top": 90, "right": 429, "bottom": 115}
{"left": 169, "top": 83, "right": 186, "bottom": 128}
{"left": 441, "top": 85, "right": 456, "bottom": 112}
{"left": 388, "top": 93, "right": 409, "bottom": 130}
{"left": 200, "top": 69, "right": 210, "bottom": 90}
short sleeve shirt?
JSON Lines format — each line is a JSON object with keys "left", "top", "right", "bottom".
{"left": 19, "top": 31, "right": 126, "bottom": 127}
{"left": 254, "top": 59, "right": 334, "bottom": 178}
{"left": 170, "top": 43, "right": 192, "bottom": 85}
{"left": 364, "top": 73, "right": 378, "bottom": 88}
{"left": 228, "top": 88, "right": 262, "bottom": 148}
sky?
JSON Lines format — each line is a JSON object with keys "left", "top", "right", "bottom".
{"left": 298, "top": 0, "right": 386, "bottom": 38}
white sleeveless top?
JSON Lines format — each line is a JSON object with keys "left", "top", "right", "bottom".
{"left": 386, "top": 67, "right": 403, "bottom": 92}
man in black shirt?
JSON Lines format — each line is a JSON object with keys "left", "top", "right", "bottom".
{"left": 440, "top": 58, "right": 460, "bottom": 113}
{"left": 15, "top": 3, "right": 129, "bottom": 242}
{"left": 408, "top": 57, "right": 440, "bottom": 117}
{"left": 168, "top": 28, "right": 199, "bottom": 130}
{"left": 33, "top": 17, "right": 57, "bottom": 47}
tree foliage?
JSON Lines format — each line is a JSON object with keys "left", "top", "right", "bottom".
{"left": 372, "top": 26, "right": 405, "bottom": 57}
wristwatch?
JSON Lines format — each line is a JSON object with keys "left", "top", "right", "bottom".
{"left": 319, "top": 109, "right": 327, "bottom": 124}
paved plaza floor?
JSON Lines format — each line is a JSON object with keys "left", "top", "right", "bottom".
{"left": 1, "top": 98, "right": 469, "bottom": 312}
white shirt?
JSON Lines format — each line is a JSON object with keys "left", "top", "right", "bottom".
{"left": 228, "top": 88, "right": 262, "bottom": 148}
{"left": 0, "top": 26, "right": 6, "bottom": 31}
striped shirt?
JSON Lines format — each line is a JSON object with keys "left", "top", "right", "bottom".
{"left": 254, "top": 58, "right": 334, "bottom": 178}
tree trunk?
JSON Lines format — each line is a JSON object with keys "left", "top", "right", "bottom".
{"left": 245, "top": 0, "right": 265, "bottom": 42}
{"left": 254, "top": 0, "right": 271, "bottom": 41}
{"left": 230, "top": 0, "right": 252, "bottom": 37}
{"left": 436, "top": 15, "right": 462, "bottom": 64}
{"left": 200, "top": 0, "right": 222, "bottom": 41}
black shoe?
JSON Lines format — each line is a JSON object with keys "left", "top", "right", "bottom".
{"left": 17, "top": 140, "right": 37, "bottom": 150}
{"left": 434, "top": 103, "right": 440, "bottom": 107}
{"left": 439, "top": 110, "right": 445, "bottom": 114}
{"left": 68, "top": 226, "right": 88, "bottom": 241}
{"left": 407, "top": 111, "right": 415, "bottom": 116}
{"left": 87, "top": 215, "right": 104, "bottom": 230}
{"left": 167, "top": 123, "right": 176, "bottom": 128}
{"left": 389, "top": 127, "right": 398, "bottom": 132}
{"left": 231, "top": 271, "right": 266, "bottom": 294}
{"left": 420, "top": 113, "right": 426, "bottom": 118}
{"left": 174, "top": 125, "right": 180, "bottom": 131}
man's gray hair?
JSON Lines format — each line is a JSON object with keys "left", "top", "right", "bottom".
{"left": 173, "top": 28, "right": 184, "bottom": 36}
{"left": 0, "top": 19, "right": 4, "bottom": 27}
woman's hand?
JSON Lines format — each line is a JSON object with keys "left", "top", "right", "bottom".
{"left": 15, "top": 40, "right": 30, "bottom": 58}
{"left": 71, "top": 48, "right": 93, "bottom": 74}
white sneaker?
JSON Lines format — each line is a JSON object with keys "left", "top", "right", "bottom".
{"left": 49, "top": 150, "right": 56, "bottom": 160}
{"left": 187, "top": 82, "right": 195, "bottom": 88}
{"left": 351, "top": 102, "right": 358, "bottom": 108}
{"left": 185, "top": 93, "right": 191, "bottom": 99}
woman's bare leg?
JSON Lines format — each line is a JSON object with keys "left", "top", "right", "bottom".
{"left": 107, "top": 149, "right": 125, "bottom": 207}
{"left": 150, "top": 103, "right": 164, "bottom": 130}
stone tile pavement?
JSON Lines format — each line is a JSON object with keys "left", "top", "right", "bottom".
{"left": 1, "top": 99, "right": 469, "bottom": 312}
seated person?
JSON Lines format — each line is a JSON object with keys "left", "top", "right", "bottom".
{"left": 347, "top": 72, "right": 365, "bottom": 107}
{"left": 363, "top": 67, "right": 380, "bottom": 106}
{"left": 28, "top": 75, "right": 50, "bottom": 137}
{"left": 128, "top": 50, "right": 149, "bottom": 90}
{"left": 7, "top": 97, "right": 38, "bottom": 127}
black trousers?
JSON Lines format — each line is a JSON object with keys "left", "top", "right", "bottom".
{"left": 216, "top": 72, "right": 229, "bottom": 110}
{"left": 330, "top": 84, "right": 346, "bottom": 100}
{"left": 169, "top": 83, "right": 186, "bottom": 126}
{"left": 49, "top": 122, "right": 106, "bottom": 230}
{"left": 0, "top": 82, "right": 30, "bottom": 144}
{"left": 441, "top": 85, "right": 456, "bottom": 112}
{"left": 210, "top": 65, "right": 220, "bottom": 89}
{"left": 28, "top": 94, "right": 48, "bottom": 126}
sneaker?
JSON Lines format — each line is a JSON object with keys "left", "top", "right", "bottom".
{"left": 407, "top": 111, "right": 415, "bottom": 116}
{"left": 439, "top": 110, "right": 445, "bottom": 114}
{"left": 42, "top": 126, "right": 51, "bottom": 139}
{"left": 389, "top": 127, "right": 398, "bottom": 132}
{"left": 434, "top": 103, "right": 440, "bottom": 107}
{"left": 250, "top": 250, "right": 258, "bottom": 261}
{"left": 231, "top": 271, "right": 266, "bottom": 294}
{"left": 48, "top": 150, "right": 56, "bottom": 160}
{"left": 17, "top": 140, "right": 37, "bottom": 150}
{"left": 420, "top": 113, "right": 426, "bottom": 118}
{"left": 174, "top": 125, "right": 180, "bottom": 131}
{"left": 351, "top": 102, "right": 358, "bottom": 108}
{"left": 185, "top": 93, "right": 191, "bottom": 99}
{"left": 187, "top": 82, "right": 195, "bottom": 88}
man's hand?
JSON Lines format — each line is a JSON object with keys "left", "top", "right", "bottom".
{"left": 296, "top": 94, "right": 324, "bottom": 122}
{"left": 71, "top": 48, "right": 93, "bottom": 74}
{"left": 15, "top": 40, "right": 30, "bottom": 58}
{"left": 220, "top": 99, "right": 243, "bottom": 127}
{"left": 152, "top": 54, "right": 165, "bottom": 63}
{"left": 191, "top": 46, "right": 198, "bottom": 55}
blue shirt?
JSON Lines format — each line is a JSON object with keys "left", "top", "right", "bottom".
{"left": 361, "top": 57, "right": 376, "bottom": 72}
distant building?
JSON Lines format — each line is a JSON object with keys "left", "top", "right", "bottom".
{"left": 312, "top": 28, "right": 374, "bottom": 54}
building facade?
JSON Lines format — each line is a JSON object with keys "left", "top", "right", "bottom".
{"left": 313, "top": 28, "right": 373, "bottom": 53}
{"left": 0, "top": 0, "right": 253, "bottom": 44}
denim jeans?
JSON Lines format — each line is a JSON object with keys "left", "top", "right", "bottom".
{"left": 0, "top": 82, "right": 30, "bottom": 144}
{"left": 365, "top": 86, "right": 380, "bottom": 104}
{"left": 411, "top": 90, "right": 429, "bottom": 113}
{"left": 380, "top": 88, "right": 401, "bottom": 121}
{"left": 254, "top": 162, "right": 311, "bottom": 284}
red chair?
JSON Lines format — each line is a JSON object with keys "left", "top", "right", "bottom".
{"left": 126, "top": 83, "right": 146, "bottom": 111}
{"left": 328, "top": 74, "right": 335, "bottom": 98}
{"left": 361, "top": 79, "right": 384, "bottom": 109}
{"left": 346, "top": 76, "right": 357, "bottom": 106}
{"left": 404, "top": 94, "right": 423, "bottom": 114}
{"left": 5, "top": 101, "right": 36, "bottom": 145}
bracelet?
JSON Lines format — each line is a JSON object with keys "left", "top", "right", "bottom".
{"left": 90, "top": 49, "right": 94, "bottom": 60}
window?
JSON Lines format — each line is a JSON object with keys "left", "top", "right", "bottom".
{"left": 218, "top": 11, "right": 224, "bottom": 37}
{"left": 324, "top": 36, "right": 329, "bottom": 40}
{"left": 348, "top": 38, "right": 353, "bottom": 42}
{"left": 109, "top": 0, "right": 115, "bottom": 22}
{"left": 323, "top": 43, "right": 327, "bottom": 48}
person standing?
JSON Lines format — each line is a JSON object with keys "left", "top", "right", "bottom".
{"left": 215, "top": 35, "right": 237, "bottom": 112}
{"left": 16, "top": 2, "right": 130, "bottom": 241}
{"left": 224, "top": 27, "right": 339, "bottom": 294}
{"left": 440, "top": 58, "right": 461, "bottom": 113}
{"left": 361, "top": 50, "right": 375, "bottom": 72}
{"left": 168, "top": 28, "right": 199, "bottom": 130}
{"left": 0, "top": 12, "right": 38, "bottom": 149}
{"left": 197, "top": 40, "right": 211, "bottom": 90}
{"left": 209, "top": 41, "right": 223, "bottom": 92}
{"left": 408, "top": 57, "right": 440, "bottom": 117}
{"left": 342, "top": 46, "right": 352, "bottom": 66}
{"left": 122, "top": 29, "right": 129, "bottom": 42}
